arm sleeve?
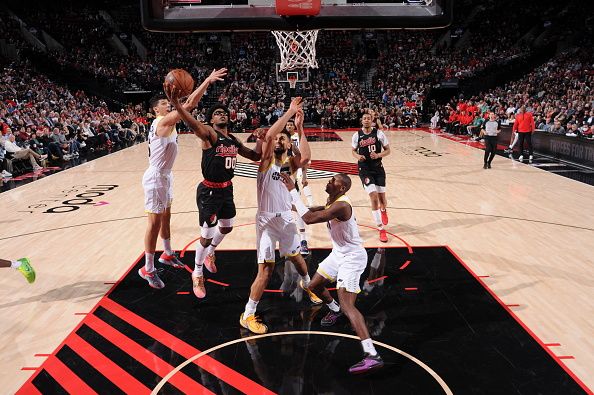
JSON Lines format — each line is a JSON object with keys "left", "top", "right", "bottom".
{"left": 378, "top": 130, "right": 389, "bottom": 146}
{"left": 351, "top": 132, "right": 359, "bottom": 149}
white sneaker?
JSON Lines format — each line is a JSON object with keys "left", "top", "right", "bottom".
{"left": 1, "top": 170, "right": 12, "bottom": 178}
{"left": 518, "top": 155, "right": 523, "bottom": 162}
{"left": 529, "top": 155, "right": 533, "bottom": 163}
{"left": 63, "top": 154, "right": 72, "bottom": 160}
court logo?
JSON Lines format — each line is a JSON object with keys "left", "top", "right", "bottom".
{"left": 20, "top": 185, "right": 119, "bottom": 214}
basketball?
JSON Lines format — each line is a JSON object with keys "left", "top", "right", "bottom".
{"left": 164, "top": 69, "right": 194, "bottom": 97}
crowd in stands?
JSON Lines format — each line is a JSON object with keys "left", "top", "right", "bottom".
{"left": 0, "top": 61, "right": 147, "bottom": 179}
{"left": 437, "top": 39, "right": 593, "bottom": 140}
{"left": 2, "top": 0, "right": 593, "bottom": 183}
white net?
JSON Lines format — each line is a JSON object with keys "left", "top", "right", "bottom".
{"left": 271, "top": 30, "right": 319, "bottom": 71}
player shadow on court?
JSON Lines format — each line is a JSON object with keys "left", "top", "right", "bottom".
{"left": 0, "top": 281, "right": 108, "bottom": 309}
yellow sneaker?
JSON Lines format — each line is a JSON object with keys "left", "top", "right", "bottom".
{"left": 300, "top": 280, "right": 323, "bottom": 305}
{"left": 17, "top": 258, "right": 36, "bottom": 284}
{"left": 240, "top": 313, "right": 268, "bottom": 334}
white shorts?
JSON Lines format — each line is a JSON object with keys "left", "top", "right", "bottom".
{"left": 364, "top": 184, "right": 386, "bottom": 194}
{"left": 256, "top": 211, "right": 300, "bottom": 263}
{"left": 142, "top": 168, "right": 173, "bottom": 214}
{"left": 317, "top": 248, "right": 367, "bottom": 293}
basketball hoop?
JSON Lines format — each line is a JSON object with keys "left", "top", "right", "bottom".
{"left": 287, "top": 72, "right": 298, "bottom": 89}
{"left": 272, "top": 30, "right": 319, "bottom": 71}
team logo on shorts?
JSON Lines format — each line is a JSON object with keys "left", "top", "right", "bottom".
{"left": 209, "top": 214, "right": 217, "bottom": 224}
{"left": 364, "top": 177, "right": 370, "bottom": 185}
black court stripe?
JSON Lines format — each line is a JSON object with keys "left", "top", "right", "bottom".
{"left": 55, "top": 345, "right": 124, "bottom": 394}
{"left": 76, "top": 324, "right": 182, "bottom": 395}
{"left": 93, "top": 306, "right": 220, "bottom": 387}
{"left": 32, "top": 369, "right": 68, "bottom": 394}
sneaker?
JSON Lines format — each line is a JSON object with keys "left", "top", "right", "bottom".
{"left": 300, "top": 279, "right": 323, "bottom": 305}
{"left": 300, "top": 240, "right": 309, "bottom": 255}
{"left": 379, "top": 229, "right": 388, "bottom": 243}
{"left": 529, "top": 155, "right": 533, "bottom": 164}
{"left": 159, "top": 252, "right": 184, "bottom": 269}
{"left": 240, "top": 313, "right": 268, "bottom": 334}
{"left": 483, "top": 163, "right": 488, "bottom": 169}
{"left": 138, "top": 267, "right": 164, "bottom": 289}
{"left": 380, "top": 209, "right": 388, "bottom": 225}
{"left": 348, "top": 353, "right": 384, "bottom": 374}
{"left": 1, "top": 170, "right": 12, "bottom": 178}
{"left": 518, "top": 155, "right": 523, "bottom": 162}
{"left": 192, "top": 275, "right": 206, "bottom": 298}
{"left": 16, "top": 258, "right": 36, "bottom": 284}
{"left": 503, "top": 148, "right": 512, "bottom": 154}
{"left": 321, "top": 310, "right": 344, "bottom": 326}
{"left": 487, "top": 163, "right": 492, "bottom": 169}
{"left": 203, "top": 253, "right": 217, "bottom": 273}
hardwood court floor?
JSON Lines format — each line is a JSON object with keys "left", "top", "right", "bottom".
{"left": 1, "top": 128, "right": 593, "bottom": 393}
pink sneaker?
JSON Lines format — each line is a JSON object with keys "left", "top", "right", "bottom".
{"left": 192, "top": 275, "right": 206, "bottom": 298}
{"left": 204, "top": 253, "right": 217, "bottom": 273}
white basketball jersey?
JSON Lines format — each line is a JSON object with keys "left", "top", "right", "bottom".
{"left": 257, "top": 157, "right": 293, "bottom": 213}
{"left": 326, "top": 195, "right": 363, "bottom": 254}
{"left": 147, "top": 116, "right": 178, "bottom": 171}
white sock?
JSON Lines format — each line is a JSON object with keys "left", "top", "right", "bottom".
{"left": 372, "top": 210, "right": 383, "bottom": 229}
{"left": 327, "top": 299, "right": 340, "bottom": 312}
{"left": 301, "top": 274, "right": 311, "bottom": 288}
{"left": 163, "top": 238, "right": 173, "bottom": 255}
{"left": 303, "top": 185, "right": 314, "bottom": 206}
{"left": 244, "top": 298, "right": 259, "bottom": 317}
{"left": 206, "top": 228, "right": 227, "bottom": 255}
{"left": 361, "top": 338, "right": 378, "bottom": 356}
{"left": 145, "top": 252, "right": 155, "bottom": 272}
{"left": 10, "top": 260, "right": 21, "bottom": 269}
{"left": 194, "top": 243, "right": 208, "bottom": 277}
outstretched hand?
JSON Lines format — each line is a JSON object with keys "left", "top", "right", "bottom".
{"left": 164, "top": 84, "right": 181, "bottom": 107}
{"left": 289, "top": 97, "right": 303, "bottom": 114}
{"left": 279, "top": 172, "right": 296, "bottom": 192}
{"left": 252, "top": 128, "right": 266, "bottom": 140}
{"left": 207, "top": 68, "right": 227, "bottom": 84}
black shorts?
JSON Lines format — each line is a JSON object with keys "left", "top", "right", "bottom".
{"left": 196, "top": 183, "right": 236, "bottom": 227}
{"left": 358, "top": 165, "right": 386, "bottom": 188}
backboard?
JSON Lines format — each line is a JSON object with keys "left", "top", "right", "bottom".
{"left": 141, "top": 0, "right": 453, "bottom": 32}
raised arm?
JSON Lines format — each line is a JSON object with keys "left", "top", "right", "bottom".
{"left": 290, "top": 108, "right": 310, "bottom": 169}
{"left": 166, "top": 85, "right": 215, "bottom": 143}
{"left": 158, "top": 69, "right": 227, "bottom": 136}
{"left": 260, "top": 97, "right": 303, "bottom": 161}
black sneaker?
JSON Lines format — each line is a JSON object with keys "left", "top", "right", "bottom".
{"left": 483, "top": 163, "right": 488, "bottom": 169}
{"left": 487, "top": 163, "right": 491, "bottom": 169}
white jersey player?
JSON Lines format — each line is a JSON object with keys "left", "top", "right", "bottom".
{"left": 138, "top": 69, "right": 227, "bottom": 289}
{"left": 239, "top": 98, "right": 322, "bottom": 336}
{"left": 280, "top": 171, "right": 384, "bottom": 375}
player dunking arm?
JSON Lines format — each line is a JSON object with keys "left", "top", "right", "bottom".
{"left": 288, "top": 119, "right": 315, "bottom": 254}
{"left": 0, "top": 257, "right": 35, "bottom": 283}
{"left": 279, "top": 172, "right": 384, "bottom": 374}
{"left": 352, "top": 111, "right": 391, "bottom": 243}
{"left": 139, "top": 69, "right": 227, "bottom": 289}
{"left": 240, "top": 98, "right": 322, "bottom": 335}
{"left": 168, "top": 87, "right": 264, "bottom": 299}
